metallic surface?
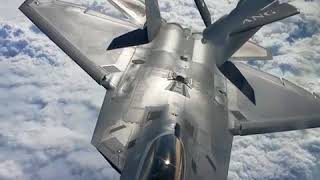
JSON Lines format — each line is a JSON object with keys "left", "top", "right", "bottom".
{"left": 19, "top": 0, "right": 320, "bottom": 180}
{"left": 231, "top": 40, "right": 272, "bottom": 61}
{"left": 138, "top": 134, "right": 184, "bottom": 180}
{"left": 19, "top": 0, "right": 137, "bottom": 87}
{"left": 108, "top": 0, "right": 146, "bottom": 27}
{"left": 228, "top": 62, "right": 320, "bottom": 135}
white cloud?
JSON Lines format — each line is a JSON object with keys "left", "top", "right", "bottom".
{"left": 0, "top": 160, "right": 24, "bottom": 179}
{"left": 0, "top": 11, "right": 113, "bottom": 179}
{"left": 0, "top": 0, "right": 320, "bottom": 180}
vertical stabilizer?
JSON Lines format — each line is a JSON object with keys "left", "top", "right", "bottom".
{"left": 145, "top": 0, "right": 162, "bottom": 40}
{"left": 231, "top": 0, "right": 299, "bottom": 35}
{"left": 202, "top": 0, "right": 299, "bottom": 105}
{"left": 203, "top": 0, "right": 299, "bottom": 62}
{"left": 107, "top": 0, "right": 162, "bottom": 40}
{"left": 107, "top": 0, "right": 146, "bottom": 26}
{"left": 107, "top": 0, "right": 162, "bottom": 50}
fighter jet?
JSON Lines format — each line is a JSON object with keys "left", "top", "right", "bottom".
{"left": 19, "top": 0, "right": 320, "bottom": 179}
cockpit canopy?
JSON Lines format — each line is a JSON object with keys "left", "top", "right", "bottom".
{"left": 139, "top": 134, "right": 185, "bottom": 180}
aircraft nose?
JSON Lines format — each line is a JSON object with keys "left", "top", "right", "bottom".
{"left": 138, "top": 134, "right": 185, "bottom": 180}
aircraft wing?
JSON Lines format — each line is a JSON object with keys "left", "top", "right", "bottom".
{"left": 227, "top": 62, "right": 320, "bottom": 135}
{"left": 20, "top": 0, "right": 137, "bottom": 87}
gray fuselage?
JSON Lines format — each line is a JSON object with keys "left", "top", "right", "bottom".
{"left": 98, "top": 23, "right": 234, "bottom": 180}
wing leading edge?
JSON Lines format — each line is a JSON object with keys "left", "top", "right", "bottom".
{"left": 228, "top": 62, "right": 320, "bottom": 136}
{"left": 20, "top": 0, "right": 137, "bottom": 88}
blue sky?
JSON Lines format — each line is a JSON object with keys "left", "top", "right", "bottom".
{"left": 0, "top": 0, "right": 320, "bottom": 179}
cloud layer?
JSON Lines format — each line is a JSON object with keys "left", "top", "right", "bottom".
{"left": 0, "top": 20, "right": 116, "bottom": 179}
{"left": 0, "top": 0, "right": 320, "bottom": 180}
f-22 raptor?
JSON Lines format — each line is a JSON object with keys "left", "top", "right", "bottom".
{"left": 20, "top": 0, "right": 320, "bottom": 179}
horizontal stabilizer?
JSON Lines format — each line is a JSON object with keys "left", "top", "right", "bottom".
{"left": 231, "top": 41, "right": 272, "bottom": 60}
{"left": 107, "top": 27, "right": 149, "bottom": 50}
{"left": 219, "top": 61, "right": 256, "bottom": 104}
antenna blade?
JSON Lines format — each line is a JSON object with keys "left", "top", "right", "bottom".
{"left": 194, "top": 0, "right": 212, "bottom": 27}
